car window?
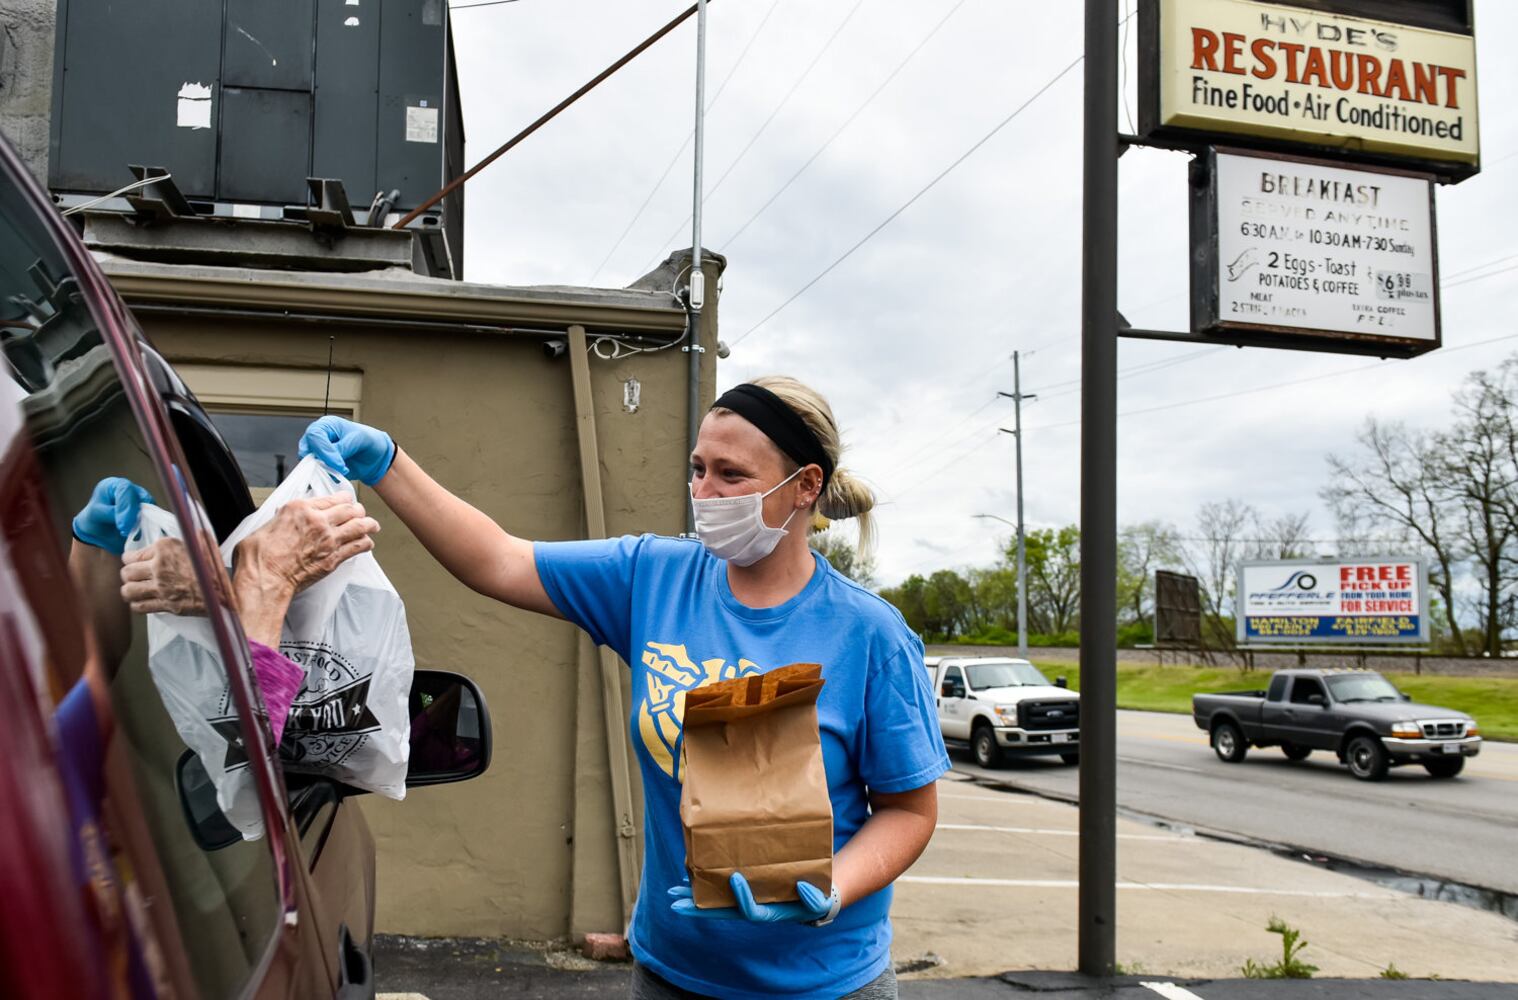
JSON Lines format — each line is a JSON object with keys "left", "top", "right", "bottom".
{"left": 1289, "top": 677, "right": 1327, "bottom": 704}
{"left": 943, "top": 666, "right": 964, "bottom": 690}
{"left": 2, "top": 178, "right": 282, "bottom": 997}
{"left": 1267, "top": 675, "right": 1288, "bottom": 702}
{"left": 966, "top": 661, "right": 1050, "bottom": 690}
{"left": 1325, "top": 674, "right": 1401, "bottom": 703}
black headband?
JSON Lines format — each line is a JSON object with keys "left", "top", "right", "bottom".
{"left": 712, "top": 383, "right": 834, "bottom": 491}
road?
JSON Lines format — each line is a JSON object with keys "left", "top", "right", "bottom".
{"left": 950, "top": 710, "right": 1518, "bottom": 896}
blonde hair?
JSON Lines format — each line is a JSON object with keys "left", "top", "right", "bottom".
{"left": 746, "top": 375, "right": 876, "bottom": 556}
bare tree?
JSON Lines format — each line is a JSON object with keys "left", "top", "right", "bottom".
{"left": 1442, "top": 365, "right": 1518, "bottom": 657}
{"left": 1250, "top": 511, "right": 1314, "bottom": 560}
{"left": 1322, "top": 419, "right": 1465, "bottom": 654}
{"left": 1118, "top": 520, "right": 1182, "bottom": 627}
{"left": 1177, "top": 499, "right": 1257, "bottom": 658}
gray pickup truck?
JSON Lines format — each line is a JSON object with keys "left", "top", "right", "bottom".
{"left": 1192, "top": 668, "right": 1481, "bottom": 781}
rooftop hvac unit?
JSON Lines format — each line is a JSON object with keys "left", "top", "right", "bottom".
{"left": 48, "top": 0, "right": 464, "bottom": 278}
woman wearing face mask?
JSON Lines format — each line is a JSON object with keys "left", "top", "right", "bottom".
{"left": 298, "top": 375, "right": 947, "bottom": 1000}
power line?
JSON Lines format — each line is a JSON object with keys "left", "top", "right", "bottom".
{"left": 1443, "top": 261, "right": 1518, "bottom": 290}
{"left": 397, "top": 1, "right": 705, "bottom": 228}
{"left": 1024, "top": 329, "right": 1518, "bottom": 436}
{"left": 1441, "top": 250, "right": 1518, "bottom": 283}
{"left": 638, "top": 0, "right": 868, "bottom": 275}
{"left": 877, "top": 345, "right": 1221, "bottom": 484}
{"left": 730, "top": 53, "right": 1085, "bottom": 347}
{"left": 450, "top": 0, "right": 522, "bottom": 9}
{"left": 718, "top": 0, "right": 970, "bottom": 252}
{"left": 884, "top": 329, "right": 1518, "bottom": 502}
{"left": 590, "top": 0, "right": 783, "bottom": 283}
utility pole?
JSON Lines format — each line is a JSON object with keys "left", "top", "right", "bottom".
{"left": 997, "top": 351, "right": 1037, "bottom": 659}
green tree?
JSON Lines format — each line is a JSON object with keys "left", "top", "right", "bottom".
{"left": 810, "top": 529, "right": 879, "bottom": 588}
{"left": 1024, "top": 526, "right": 1081, "bottom": 635}
{"left": 967, "top": 564, "right": 1019, "bottom": 635}
{"left": 923, "top": 569, "right": 973, "bottom": 640}
{"left": 879, "top": 574, "right": 928, "bottom": 636}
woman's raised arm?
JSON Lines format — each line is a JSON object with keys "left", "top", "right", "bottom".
{"left": 300, "top": 417, "right": 560, "bottom": 617}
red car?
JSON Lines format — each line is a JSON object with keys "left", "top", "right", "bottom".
{"left": 0, "top": 135, "right": 491, "bottom": 998}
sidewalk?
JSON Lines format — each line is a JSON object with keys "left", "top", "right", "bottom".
{"left": 375, "top": 773, "right": 1518, "bottom": 997}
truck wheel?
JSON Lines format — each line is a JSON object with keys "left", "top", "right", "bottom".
{"left": 1212, "top": 721, "right": 1248, "bottom": 763}
{"left": 972, "top": 724, "right": 1003, "bottom": 769}
{"left": 1423, "top": 756, "right": 1464, "bottom": 779}
{"left": 1059, "top": 752, "right": 1080, "bottom": 766}
{"left": 1281, "top": 743, "right": 1311, "bottom": 761}
{"left": 1345, "top": 735, "right": 1389, "bottom": 781}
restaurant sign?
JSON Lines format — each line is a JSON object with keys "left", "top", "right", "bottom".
{"left": 1141, "top": 0, "right": 1479, "bottom": 171}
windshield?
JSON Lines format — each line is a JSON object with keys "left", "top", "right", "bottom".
{"left": 1325, "top": 674, "right": 1402, "bottom": 703}
{"left": 965, "top": 662, "right": 1051, "bottom": 690}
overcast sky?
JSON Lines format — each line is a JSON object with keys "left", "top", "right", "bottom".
{"left": 448, "top": 0, "right": 1518, "bottom": 586}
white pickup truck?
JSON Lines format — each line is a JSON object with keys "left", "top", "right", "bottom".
{"left": 927, "top": 656, "right": 1081, "bottom": 768}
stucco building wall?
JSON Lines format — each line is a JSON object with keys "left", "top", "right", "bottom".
{"left": 0, "top": 0, "right": 57, "bottom": 184}
{"left": 131, "top": 256, "right": 720, "bottom": 939}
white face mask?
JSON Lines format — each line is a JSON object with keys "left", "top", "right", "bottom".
{"left": 690, "top": 467, "right": 803, "bottom": 567}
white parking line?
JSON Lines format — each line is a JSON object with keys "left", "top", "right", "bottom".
{"left": 898, "top": 876, "right": 1400, "bottom": 899}
{"left": 936, "top": 822, "right": 1197, "bottom": 842}
{"left": 1141, "top": 983, "right": 1208, "bottom": 1000}
{"left": 936, "top": 792, "right": 1071, "bottom": 804}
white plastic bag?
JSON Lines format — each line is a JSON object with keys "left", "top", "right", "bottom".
{"left": 221, "top": 456, "right": 413, "bottom": 799}
{"left": 127, "top": 504, "right": 266, "bottom": 840}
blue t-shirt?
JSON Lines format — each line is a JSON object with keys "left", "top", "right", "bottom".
{"left": 536, "top": 535, "right": 948, "bottom": 999}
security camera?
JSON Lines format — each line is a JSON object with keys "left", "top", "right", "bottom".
{"left": 543, "top": 339, "right": 567, "bottom": 359}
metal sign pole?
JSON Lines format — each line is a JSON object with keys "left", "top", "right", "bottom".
{"left": 1079, "top": 0, "right": 1118, "bottom": 977}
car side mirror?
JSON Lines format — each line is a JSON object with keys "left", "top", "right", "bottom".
{"left": 1400, "top": 691, "right": 1412, "bottom": 702}
{"left": 176, "top": 749, "right": 243, "bottom": 852}
{"left": 1307, "top": 694, "right": 1327, "bottom": 708}
{"left": 406, "top": 669, "right": 492, "bottom": 788}
{"left": 940, "top": 681, "right": 964, "bottom": 699}
{"left": 1055, "top": 676, "right": 1068, "bottom": 689}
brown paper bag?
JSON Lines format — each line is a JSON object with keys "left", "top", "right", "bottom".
{"left": 679, "top": 662, "right": 834, "bottom": 909}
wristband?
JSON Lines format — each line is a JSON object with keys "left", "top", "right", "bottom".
{"left": 807, "top": 885, "right": 842, "bottom": 927}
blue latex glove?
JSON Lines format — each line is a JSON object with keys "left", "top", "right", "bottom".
{"left": 72, "top": 478, "right": 154, "bottom": 556}
{"left": 298, "top": 416, "right": 396, "bottom": 486}
{"left": 669, "top": 872, "right": 836, "bottom": 925}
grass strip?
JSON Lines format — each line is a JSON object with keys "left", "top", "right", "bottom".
{"left": 1030, "top": 662, "right": 1517, "bottom": 742}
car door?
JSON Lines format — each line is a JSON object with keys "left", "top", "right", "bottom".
{"left": 0, "top": 136, "right": 315, "bottom": 997}
{"left": 939, "top": 665, "right": 969, "bottom": 739}
{"left": 1, "top": 133, "right": 353, "bottom": 998}
{"left": 1283, "top": 676, "right": 1334, "bottom": 748}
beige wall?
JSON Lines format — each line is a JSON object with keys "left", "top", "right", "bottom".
{"left": 142, "top": 265, "right": 720, "bottom": 939}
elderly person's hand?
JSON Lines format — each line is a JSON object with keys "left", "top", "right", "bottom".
{"left": 120, "top": 537, "right": 206, "bottom": 615}
{"left": 231, "top": 494, "right": 381, "bottom": 646}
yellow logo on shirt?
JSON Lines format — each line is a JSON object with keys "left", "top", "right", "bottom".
{"left": 637, "top": 641, "right": 763, "bottom": 780}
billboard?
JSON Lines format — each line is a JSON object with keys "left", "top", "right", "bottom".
{"left": 1193, "top": 148, "right": 1439, "bottom": 355}
{"left": 1155, "top": 570, "right": 1203, "bottom": 646}
{"left": 1139, "top": 0, "right": 1479, "bottom": 172}
{"left": 1236, "top": 558, "right": 1428, "bottom": 644}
